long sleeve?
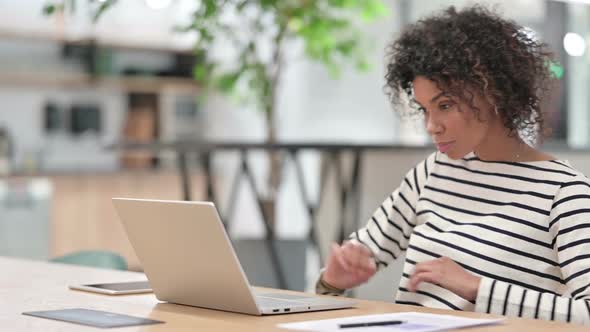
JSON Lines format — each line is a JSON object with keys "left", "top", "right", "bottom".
{"left": 350, "top": 153, "right": 436, "bottom": 269}
{"left": 474, "top": 175, "right": 590, "bottom": 325}
{"left": 316, "top": 153, "right": 436, "bottom": 295}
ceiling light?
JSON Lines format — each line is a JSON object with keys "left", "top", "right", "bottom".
{"left": 563, "top": 32, "right": 586, "bottom": 57}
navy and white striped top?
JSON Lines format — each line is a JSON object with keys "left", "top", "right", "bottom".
{"left": 352, "top": 151, "right": 590, "bottom": 325}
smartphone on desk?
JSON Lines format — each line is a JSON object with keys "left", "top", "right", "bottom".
{"left": 69, "top": 281, "right": 152, "bottom": 295}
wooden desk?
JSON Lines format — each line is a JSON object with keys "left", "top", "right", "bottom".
{"left": 1, "top": 257, "right": 585, "bottom": 331}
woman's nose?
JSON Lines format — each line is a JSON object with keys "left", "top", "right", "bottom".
{"left": 425, "top": 113, "right": 443, "bottom": 136}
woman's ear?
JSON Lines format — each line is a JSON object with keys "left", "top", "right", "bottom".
{"left": 476, "top": 89, "right": 500, "bottom": 121}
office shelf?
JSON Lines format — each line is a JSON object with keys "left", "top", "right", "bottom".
{"left": 0, "top": 71, "right": 199, "bottom": 93}
{"left": 0, "top": 29, "right": 199, "bottom": 93}
{"left": 0, "top": 29, "right": 194, "bottom": 55}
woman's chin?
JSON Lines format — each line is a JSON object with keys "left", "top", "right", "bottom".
{"left": 443, "top": 149, "right": 468, "bottom": 160}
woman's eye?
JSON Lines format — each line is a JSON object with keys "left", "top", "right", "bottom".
{"left": 439, "top": 102, "right": 454, "bottom": 110}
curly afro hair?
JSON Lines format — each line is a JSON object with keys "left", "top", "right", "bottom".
{"left": 384, "top": 5, "right": 555, "bottom": 142}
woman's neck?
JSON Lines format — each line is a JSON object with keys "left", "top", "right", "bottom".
{"left": 473, "top": 125, "right": 551, "bottom": 162}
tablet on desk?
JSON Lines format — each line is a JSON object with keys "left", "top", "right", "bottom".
{"left": 69, "top": 281, "right": 152, "bottom": 295}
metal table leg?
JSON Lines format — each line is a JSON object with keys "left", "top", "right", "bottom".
{"left": 177, "top": 151, "right": 191, "bottom": 201}
{"left": 239, "top": 151, "right": 288, "bottom": 290}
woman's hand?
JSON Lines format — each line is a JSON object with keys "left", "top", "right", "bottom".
{"left": 322, "top": 242, "right": 377, "bottom": 290}
{"left": 408, "top": 256, "right": 481, "bottom": 301}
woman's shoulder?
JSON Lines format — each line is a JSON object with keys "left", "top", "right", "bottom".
{"left": 414, "top": 150, "right": 588, "bottom": 186}
{"left": 434, "top": 150, "right": 585, "bottom": 183}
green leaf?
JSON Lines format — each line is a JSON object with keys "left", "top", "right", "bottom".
{"left": 215, "top": 72, "right": 241, "bottom": 94}
{"left": 43, "top": 4, "right": 57, "bottom": 15}
{"left": 236, "top": 1, "right": 249, "bottom": 12}
{"left": 43, "top": 2, "right": 69, "bottom": 16}
{"left": 193, "top": 65, "right": 208, "bottom": 82}
{"left": 360, "top": 0, "right": 389, "bottom": 21}
{"left": 203, "top": 0, "right": 218, "bottom": 18}
{"left": 93, "top": 0, "right": 116, "bottom": 23}
{"left": 288, "top": 17, "right": 303, "bottom": 32}
{"left": 335, "top": 39, "right": 357, "bottom": 56}
{"left": 356, "top": 59, "right": 372, "bottom": 71}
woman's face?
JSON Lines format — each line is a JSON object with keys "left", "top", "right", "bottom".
{"left": 412, "top": 76, "right": 495, "bottom": 159}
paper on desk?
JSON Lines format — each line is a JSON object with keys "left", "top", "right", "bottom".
{"left": 278, "top": 312, "right": 503, "bottom": 332}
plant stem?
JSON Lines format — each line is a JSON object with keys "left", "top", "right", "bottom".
{"left": 263, "top": 23, "right": 287, "bottom": 232}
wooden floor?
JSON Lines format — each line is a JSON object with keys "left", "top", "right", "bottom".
{"left": 49, "top": 170, "right": 205, "bottom": 270}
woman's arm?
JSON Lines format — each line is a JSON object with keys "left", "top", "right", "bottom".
{"left": 474, "top": 278, "right": 590, "bottom": 324}
{"left": 349, "top": 152, "right": 437, "bottom": 268}
{"left": 474, "top": 177, "right": 590, "bottom": 325}
{"left": 316, "top": 152, "right": 437, "bottom": 294}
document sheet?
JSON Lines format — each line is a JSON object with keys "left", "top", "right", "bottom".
{"left": 278, "top": 311, "right": 503, "bottom": 332}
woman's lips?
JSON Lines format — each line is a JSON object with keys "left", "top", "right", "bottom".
{"left": 436, "top": 141, "right": 454, "bottom": 153}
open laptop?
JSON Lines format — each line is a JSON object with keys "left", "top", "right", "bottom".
{"left": 112, "top": 198, "right": 356, "bottom": 315}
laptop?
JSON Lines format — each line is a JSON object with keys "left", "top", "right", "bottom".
{"left": 112, "top": 198, "right": 356, "bottom": 315}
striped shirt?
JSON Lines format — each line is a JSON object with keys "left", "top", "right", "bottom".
{"left": 352, "top": 151, "right": 590, "bottom": 325}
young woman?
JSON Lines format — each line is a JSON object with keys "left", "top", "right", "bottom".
{"left": 316, "top": 5, "right": 590, "bottom": 325}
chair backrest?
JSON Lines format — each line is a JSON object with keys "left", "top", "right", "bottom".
{"left": 50, "top": 250, "right": 128, "bottom": 271}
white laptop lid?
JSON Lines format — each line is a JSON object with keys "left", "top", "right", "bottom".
{"left": 112, "top": 198, "right": 261, "bottom": 315}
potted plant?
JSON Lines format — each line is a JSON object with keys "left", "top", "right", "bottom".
{"left": 44, "top": 0, "right": 388, "bottom": 230}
